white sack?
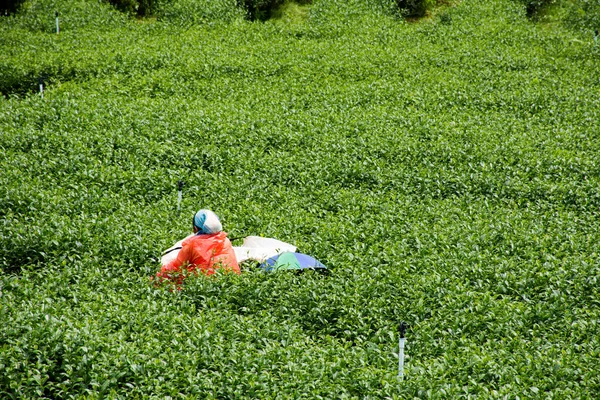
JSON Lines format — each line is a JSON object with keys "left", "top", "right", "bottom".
{"left": 234, "top": 236, "right": 297, "bottom": 263}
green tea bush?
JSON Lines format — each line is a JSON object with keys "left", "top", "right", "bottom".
{"left": 1, "top": 0, "right": 600, "bottom": 397}
{"left": 156, "top": 0, "right": 244, "bottom": 25}
{"left": 105, "top": 0, "right": 140, "bottom": 15}
{"left": 309, "top": 0, "right": 397, "bottom": 20}
{"left": 396, "top": 0, "right": 436, "bottom": 17}
{"left": 1, "top": 0, "right": 26, "bottom": 15}
{"left": 515, "top": 0, "right": 555, "bottom": 18}
{"left": 1, "top": 0, "right": 128, "bottom": 32}
{"left": 307, "top": 0, "right": 399, "bottom": 38}
{"left": 238, "top": 0, "right": 285, "bottom": 20}
{"left": 565, "top": 0, "right": 600, "bottom": 32}
{"left": 236, "top": 0, "right": 312, "bottom": 21}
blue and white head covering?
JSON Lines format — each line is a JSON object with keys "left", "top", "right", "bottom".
{"left": 193, "top": 209, "right": 223, "bottom": 234}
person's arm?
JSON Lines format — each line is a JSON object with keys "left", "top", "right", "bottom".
{"left": 156, "top": 242, "right": 193, "bottom": 281}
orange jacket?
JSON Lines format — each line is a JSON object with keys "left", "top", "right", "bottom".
{"left": 156, "top": 232, "right": 240, "bottom": 283}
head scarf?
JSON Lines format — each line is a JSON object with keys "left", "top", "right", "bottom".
{"left": 193, "top": 209, "right": 223, "bottom": 234}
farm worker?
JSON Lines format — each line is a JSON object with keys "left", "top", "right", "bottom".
{"left": 155, "top": 209, "right": 240, "bottom": 284}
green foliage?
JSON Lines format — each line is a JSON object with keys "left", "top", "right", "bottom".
{"left": 1, "top": 0, "right": 600, "bottom": 397}
{"left": 155, "top": 0, "right": 244, "bottom": 26}
{"left": 269, "top": 1, "right": 311, "bottom": 23}
{"left": 237, "top": 0, "right": 278, "bottom": 20}
{"left": 307, "top": 0, "right": 399, "bottom": 34}
{"left": 1, "top": 0, "right": 26, "bottom": 15}
{"left": 396, "top": 0, "right": 436, "bottom": 17}
{"left": 510, "top": 0, "right": 599, "bottom": 36}
{"left": 515, "top": 0, "right": 556, "bottom": 18}
{"left": 0, "top": 0, "right": 128, "bottom": 32}
{"left": 104, "top": 0, "right": 156, "bottom": 16}
{"left": 238, "top": 0, "right": 312, "bottom": 21}
{"left": 105, "top": 0, "right": 141, "bottom": 15}
{"left": 564, "top": 0, "right": 600, "bottom": 32}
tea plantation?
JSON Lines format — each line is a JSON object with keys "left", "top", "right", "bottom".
{"left": 1, "top": 0, "right": 599, "bottom": 397}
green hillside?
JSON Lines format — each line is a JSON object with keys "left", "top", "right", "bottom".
{"left": 1, "top": 0, "right": 599, "bottom": 397}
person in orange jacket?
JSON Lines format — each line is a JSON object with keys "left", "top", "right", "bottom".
{"left": 155, "top": 209, "right": 240, "bottom": 284}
